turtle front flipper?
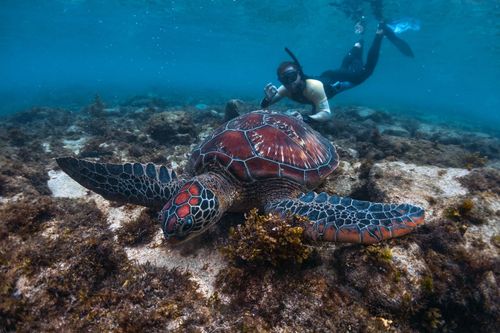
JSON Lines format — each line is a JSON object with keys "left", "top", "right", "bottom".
{"left": 56, "top": 157, "right": 184, "bottom": 209}
{"left": 265, "top": 192, "right": 424, "bottom": 244}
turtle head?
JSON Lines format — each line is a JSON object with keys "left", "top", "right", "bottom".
{"left": 159, "top": 179, "right": 221, "bottom": 242}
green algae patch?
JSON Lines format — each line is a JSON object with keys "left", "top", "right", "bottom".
{"left": 221, "top": 208, "right": 313, "bottom": 267}
{"left": 365, "top": 245, "right": 393, "bottom": 264}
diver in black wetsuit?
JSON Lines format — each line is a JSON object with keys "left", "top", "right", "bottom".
{"left": 261, "top": 22, "right": 413, "bottom": 122}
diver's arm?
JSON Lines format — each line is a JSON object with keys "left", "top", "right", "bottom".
{"left": 261, "top": 84, "right": 287, "bottom": 108}
{"left": 304, "top": 80, "right": 332, "bottom": 122}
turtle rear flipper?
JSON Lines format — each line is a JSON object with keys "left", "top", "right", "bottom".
{"left": 56, "top": 157, "right": 184, "bottom": 209}
{"left": 266, "top": 192, "right": 424, "bottom": 244}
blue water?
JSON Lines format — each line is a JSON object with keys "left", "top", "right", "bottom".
{"left": 1, "top": 1, "right": 499, "bottom": 130}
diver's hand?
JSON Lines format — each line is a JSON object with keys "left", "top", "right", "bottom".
{"left": 264, "top": 83, "right": 278, "bottom": 101}
{"left": 284, "top": 109, "right": 303, "bottom": 121}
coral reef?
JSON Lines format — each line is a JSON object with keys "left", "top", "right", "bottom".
{"left": 0, "top": 98, "right": 499, "bottom": 332}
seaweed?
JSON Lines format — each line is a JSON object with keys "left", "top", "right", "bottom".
{"left": 444, "top": 198, "right": 489, "bottom": 225}
{"left": 0, "top": 196, "right": 55, "bottom": 240}
{"left": 459, "top": 168, "right": 500, "bottom": 194}
{"left": 117, "top": 208, "right": 158, "bottom": 246}
{"left": 444, "top": 198, "right": 474, "bottom": 221}
{"left": 463, "top": 151, "right": 488, "bottom": 170}
{"left": 6, "top": 128, "right": 29, "bottom": 146}
{"left": 411, "top": 221, "right": 499, "bottom": 332}
{"left": 221, "top": 209, "right": 313, "bottom": 268}
{"left": 365, "top": 244, "right": 393, "bottom": 264}
{"left": 0, "top": 196, "right": 207, "bottom": 332}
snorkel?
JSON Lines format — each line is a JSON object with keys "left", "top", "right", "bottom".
{"left": 284, "top": 47, "right": 304, "bottom": 77}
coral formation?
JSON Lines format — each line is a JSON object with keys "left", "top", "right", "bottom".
{"left": 146, "top": 111, "right": 198, "bottom": 144}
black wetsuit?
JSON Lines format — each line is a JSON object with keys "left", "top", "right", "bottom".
{"left": 316, "top": 33, "right": 383, "bottom": 99}
{"left": 260, "top": 33, "right": 385, "bottom": 120}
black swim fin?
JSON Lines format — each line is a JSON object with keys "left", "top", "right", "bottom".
{"left": 381, "top": 23, "right": 414, "bottom": 58}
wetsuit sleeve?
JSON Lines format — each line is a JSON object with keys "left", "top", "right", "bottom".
{"left": 304, "top": 80, "right": 332, "bottom": 118}
{"left": 260, "top": 85, "right": 288, "bottom": 108}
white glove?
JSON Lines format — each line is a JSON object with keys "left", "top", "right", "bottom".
{"left": 264, "top": 83, "right": 278, "bottom": 101}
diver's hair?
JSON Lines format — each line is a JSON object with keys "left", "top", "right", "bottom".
{"left": 277, "top": 61, "right": 299, "bottom": 76}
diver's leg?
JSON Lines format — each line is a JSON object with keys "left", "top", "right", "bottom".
{"left": 331, "top": 28, "right": 384, "bottom": 87}
{"left": 363, "top": 29, "right": 384, "bottom": 77}
{"left": 347, "top": 30, "right": 383, "bottom": 85}
{"left": 340, "top": 40, "right": 364, "bottom": 72}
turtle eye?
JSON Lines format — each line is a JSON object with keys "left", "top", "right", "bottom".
{"left": 180, "top": 216, "right": 193, "bottom": 234}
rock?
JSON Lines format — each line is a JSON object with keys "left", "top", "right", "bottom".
{"left": 146, "top": 111, "right": 198, "bottom": 145}
{"left": 337, "top": 243, "right": 428, "bottom": 313}
{"left": 377, "top": 124, "right": 410, "bottom": 138}
{"left": 319, "top": 161, "right": 364, "bottom": 197}
{"left": 356, "top": 107, "right": 377, "bottom": 119}
{"left": 63, "top": 137, "right": 88, "bottom": 155}
{"left": 433, "top": 131, "right": 463, "bottom": 145}
{"left": 224, "top": 99, "right": 242, "bottom": 122}
{"left": 369, "top": 161, "right": 470, "bottom": 218}
{"left": 462, "top": 192, "right": 500, "bottom": 259}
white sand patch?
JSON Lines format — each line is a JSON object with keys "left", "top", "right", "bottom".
{"left": 126, "top": 232, "right": 226, "bottom": 298}
{"left": 48, "top": 170, "right": 88, "bottom": 198}
{"left": 63, "top": 137, "right": 87, "bottom": 154}
{"left": 83, "top": 194, "right": 136, "bottom": 232}
{"left": 107, "top": 205, "right": 144, "bottom": 231}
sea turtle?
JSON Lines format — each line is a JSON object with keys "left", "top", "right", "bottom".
{"left": 57, "top": 110, "right": 424, "bottom": 244}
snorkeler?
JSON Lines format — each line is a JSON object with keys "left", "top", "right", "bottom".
{"left": 260, "top": 22, "right": 414, "bottom": 122}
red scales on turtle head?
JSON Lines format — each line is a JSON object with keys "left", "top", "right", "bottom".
{"left": 189, "top": 111, "right": 339, "bottom": 189}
